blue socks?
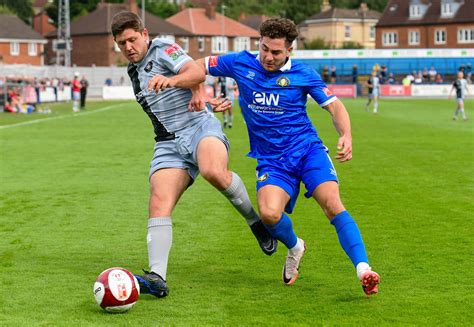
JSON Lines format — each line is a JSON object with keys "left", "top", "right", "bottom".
{"left": 331, "top": 211, "right": 368, "bottom": 267}
{"left": 264, "top": 213, "right": 298, "bottom": 249}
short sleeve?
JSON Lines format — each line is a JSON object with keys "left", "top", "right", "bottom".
{"left": 156, "top": 42, "right": 192, "bottom": 74}
{"left": 307, "top": 69, "right": 337, "bottom": 108}
{"left": 207, "top": 53, "right": 239, "bottom": 78}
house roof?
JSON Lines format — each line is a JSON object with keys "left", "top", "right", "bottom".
{"left": 0, "top": 14, "right": 46, "bottom": 41}
{"left": 376, "top": 0, "right": 474, "bottom": 27}
{"left": 167, "top": 8, "right": 260, "bottom": 37}
{"left": 305, "top": 7, "right": 382, "bottom": 22}
{"left": 239, "top": 15, "right": 270, "bottom": 31}
{"left": 60, "top": 3, "right": 192, "bottom": 37}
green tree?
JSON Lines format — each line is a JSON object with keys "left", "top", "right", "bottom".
{"left": 304, "top": 37, "right": 330, "bottom": 49}
{"left": 0, "top": 0, "right": 34, "bottom": 23}
{"left": 140, "top": 0, "right": 179, "bottom": 19}
{"left": 341, "top": 41, "right": 363, "bottom": 49}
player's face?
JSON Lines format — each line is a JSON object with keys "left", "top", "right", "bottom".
{"left": 115, "top": 28, "right": 149, "bottom": 63}
{"left": 259, "top": 37, "right": 292, "bottom": 72}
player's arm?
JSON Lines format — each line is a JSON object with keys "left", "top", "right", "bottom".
{"left": 148, "top": 60, "right": 205, "bottom": 91}
{"left": 324, "top": 99, "right": 352, "bottom": 163}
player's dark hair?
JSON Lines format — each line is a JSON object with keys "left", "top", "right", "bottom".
{"left": 259, "top": 18, "right": 298, "bottom": 47}
{"left": 111, "top": 11, "right": 144, "bottom": 38}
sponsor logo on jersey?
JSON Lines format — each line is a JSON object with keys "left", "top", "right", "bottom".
{"left": 257, "top": 172, "right": 268, "bottom": 182}
{"left": 277, "top": 76, "right": 290, "bottom": 87}
{"left": 246, "top": 71, "right": 255, "bottom": 80}
{"left": 164, "top": 44, "right": 185, "bottom": 61}
{"left": 253, "top": 91, "right": 280, "bottom": 106}
{"left": 323, "top": 87, "right": 333, "bottom": 97}
{"left": 144, "top": 61, "right": 153, "bottom": 73}
{"left": 209, "top": 56, "right": 218, "bottom": 67}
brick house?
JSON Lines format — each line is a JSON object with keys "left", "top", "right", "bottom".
{"left": 166, "top": 3, "right": 260, "bottom": 59}
{"left": 299, "top": 1, "right": 381, "bottom": 49}
{"left": 0, "top": 14, "right": 47, "bottom": 65}
{"left": 45, "top": 0, "right": 192, "bottom": 66}
{"left": 376, "top": 0, "right": 474, "bottom": 48}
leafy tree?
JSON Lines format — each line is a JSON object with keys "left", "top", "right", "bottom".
{"left": 341, "top": 41, "right": 363, "bottom": 49}
{"left": 304, "top": 37, "right": 330, "bottom": 50}
{"left": 140, "top": 0, "right": 179, "bottom": 19}
{"left": 0, "top": 0, "right": 34, "bottom": 23}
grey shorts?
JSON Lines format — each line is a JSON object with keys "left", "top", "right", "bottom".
{"left": 149, "top": 115, "right": 230, "bottom": 181}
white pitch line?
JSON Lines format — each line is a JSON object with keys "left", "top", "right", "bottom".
{"left": 0, "top": 103, "right": 127, "bottom": 130}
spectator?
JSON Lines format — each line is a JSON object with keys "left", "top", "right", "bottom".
{"left": 80, "top": 76, "right": 89, "bottom": 110}
{"left": 435, "top": 73, "right": 444, "bottom": 84}
{"left": 402, "top": 75, "right": 411, "bottom": 86}
{"left": 119, "top": 76, "right": 125, "bottom": 85}
{"left": 330, "top": 65, "right": 337, "bottom": 83}
{"left": 380, "top": 65, "right": 387, "bottom": 84}
{"left": 322, "top": 65, "right": 329, "bottom": 83}
{"left": 422, "top": 68, "right": 429, "bottom": 82}
{"left": 387, "top": 72, "right": 396, "bottom": 85}
{"left": 352, "top": 64, "right": 358, "bottom": 84}
{"left": 414, "top": 71, "right": 423, "bottom": 84}
{"left": 428, "top": 66, "right": 437, "bottom": 83}
{"left": 72, "top": 72, "right": 81, "bottom": 112}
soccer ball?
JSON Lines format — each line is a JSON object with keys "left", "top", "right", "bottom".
{"left": 93, "top": 267, "right": 140, "bottom": 313}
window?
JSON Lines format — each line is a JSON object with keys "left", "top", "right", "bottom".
{"left": 198, "top": 36, "right": 205, "bottom": 52}
{"left": 409, "top": 5, "right": 422, "bottom": 18}
{"left": 10, "top": 41, "right": 19, "bottom": 56}
{"left": 369, "top": 25, "right": 376, "bottom": 40}
{"left": 344, "top": 25, "right": 352, "bottom": 39}
{"left": 441, "top": 2, "right": 453, "bottom": 17}
{"left": 458, "top": 28, "right": 474, "bottom": 43}
{"left": 233, "top": 37, "right": 250, "bottom": 51}
{"left": 211, "top": 36, "right": 228, "bottom": 53}
{"left": 408, "top": 30, "right": 420, "bottom": 45}
{"left": 160, "top": 35, "right": 175, "bottom": 43}
{"left": 435, "top": 29, "right": 446, "bottom": 44}
{"left": 382, "top": 32, "right": 398, "bottom": 46}
{"left": 180, "top": 37, "right": 189, "bottom": 52}
{"left": 28, "top": 43, "right": 37, "bottom": 56}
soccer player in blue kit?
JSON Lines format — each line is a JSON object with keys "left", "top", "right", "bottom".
{"left": 191, "top": 18, "right": 380, "bottom": 295}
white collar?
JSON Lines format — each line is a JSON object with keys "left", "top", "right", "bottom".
{"left": 256, "top": 54, "right": 292, "bottom": 72}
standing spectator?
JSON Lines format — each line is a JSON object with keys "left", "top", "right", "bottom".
{"left": 428, "top": 66, "right": 437, "bottom": 83}
{"left": 466, "top": 63, "right": 472, "bottom": 83}
{"left": 322, "top": 65, "right": 329, "bottom": 83}
{"left": 330, "top": 65, "right": 337, "bottom": 83}
{"left": 380, "top": 65, "right": 387, "bottom": 84}
{"left": 449, "top": 71, "right": 470, "bottom": 121}
{"left": 352, "top": 64, "right": 358, "bottom": 84}
{"left": 119, "top": 76, "right": 125, "bottom": 85}
{"left": 80, "top": 76, "right": 89, "bottom": 110}
{"left": 71, "top": 72, "right": 81, "bottom": 112}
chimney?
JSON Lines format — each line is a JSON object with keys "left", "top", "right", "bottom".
{"left": 205, "top": 2, "right": 216, "bottom": 20}
{"left": 360, "top": 2, "right": 368, "bottom": 12}
{"left": 321, "top": 0, "right": 331, "bottom": 12}
{"left": 126, "top": 0, "right": 138, "bottom": 14}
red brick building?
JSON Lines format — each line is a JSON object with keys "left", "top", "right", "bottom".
{"left": 45, "top": 0, "right": 192, "bottom": 66}
{"left": 166, "top": 3, "right": 260, "bottom": 59}
{"left": 0, "top": 14, "right": 47, "bottom": 65}
{"left": 376, "top": 0, "right": 474, "bottom": 48}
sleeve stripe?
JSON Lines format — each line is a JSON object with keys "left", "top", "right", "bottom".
{"left": 204, "top": 56, "right": 210, "bottom": 74}
{"left": 319, "top": 96, "right": 338, "bottom": 108}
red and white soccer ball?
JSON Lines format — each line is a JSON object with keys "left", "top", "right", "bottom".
{"left": 93, "top": 267, "right": 140, "bottom": 313}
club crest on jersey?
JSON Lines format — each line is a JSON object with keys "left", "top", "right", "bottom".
{"left": 277, "top": 76, "right": 290, "bottom": 87}
{"left": 209, "top": 56, "right": 218, "bottom": 67}
{"left": 257, "top": 172, "right": 269, "bottom": 182}
{"left": 144, "top": 61, "right": 153, "bottom": 72}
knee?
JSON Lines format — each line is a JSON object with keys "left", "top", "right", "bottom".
{"left": 320, "top": 198, "right": 345, "bottom": 220}
{"left": 200, "top": 166, "right": 230, "bottom": 190}
{"left": 258, "top": 204, "right": 282, "bottom": 225}
{"left": 149, "top": 192, "right": 173, "bottom": 217}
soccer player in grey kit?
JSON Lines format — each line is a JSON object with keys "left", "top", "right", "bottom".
{"left": 111, "top": 11, "right": 277, "bottom": 298}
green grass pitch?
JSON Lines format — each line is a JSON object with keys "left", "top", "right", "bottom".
{"left": 1, "top": 97, "right": 473, "bottom": 326}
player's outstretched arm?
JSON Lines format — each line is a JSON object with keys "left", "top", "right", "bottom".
{"left": 148, "top": 61, "right": 205, "bottom": 92}
{"left": 325, "top": 99, "right": 353, "bottom": 163}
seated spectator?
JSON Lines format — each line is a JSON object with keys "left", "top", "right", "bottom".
{"left": 428, "top": 66, "right": 437, "bottom": 84}
{"left": 322, "top": 65, "right": 329, "bottom": 83}
{"left": 402, "top": 75, "right": 411, "bottom": 86}
{"left": 414, "top": 72, "right": 423, "bottom": 84}
{"left": 435, "top": 73, "right": 444, "bottom": 84}
{"left": 422, "top": 68, "right": 429, "bottom": 83}
{"left": 387, "top": 73, "right": 396, "bottom": 85}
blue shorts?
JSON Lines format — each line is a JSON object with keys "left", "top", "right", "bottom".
{"left": 255, "top": 142, "right": 338, "bottom": 214}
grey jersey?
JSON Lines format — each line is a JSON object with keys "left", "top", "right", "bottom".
{"left": 127, "top": 38, "right": 209, "bottom": 142}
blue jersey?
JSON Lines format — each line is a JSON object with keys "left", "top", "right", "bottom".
{"left": 207, "top": 51, "right": 337, "bottom": 159}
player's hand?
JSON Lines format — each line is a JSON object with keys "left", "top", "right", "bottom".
{"left": 335, "top": 135, "right": 352, "bottom": 163}
{"left": 188, "top": 90, "right": 207, "bottom": 112}
{"left": 148, "top": 74, "right": 176, "bottom": 92}
{"left": 208, "top": 94, "right": 231, "bottom": 112}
